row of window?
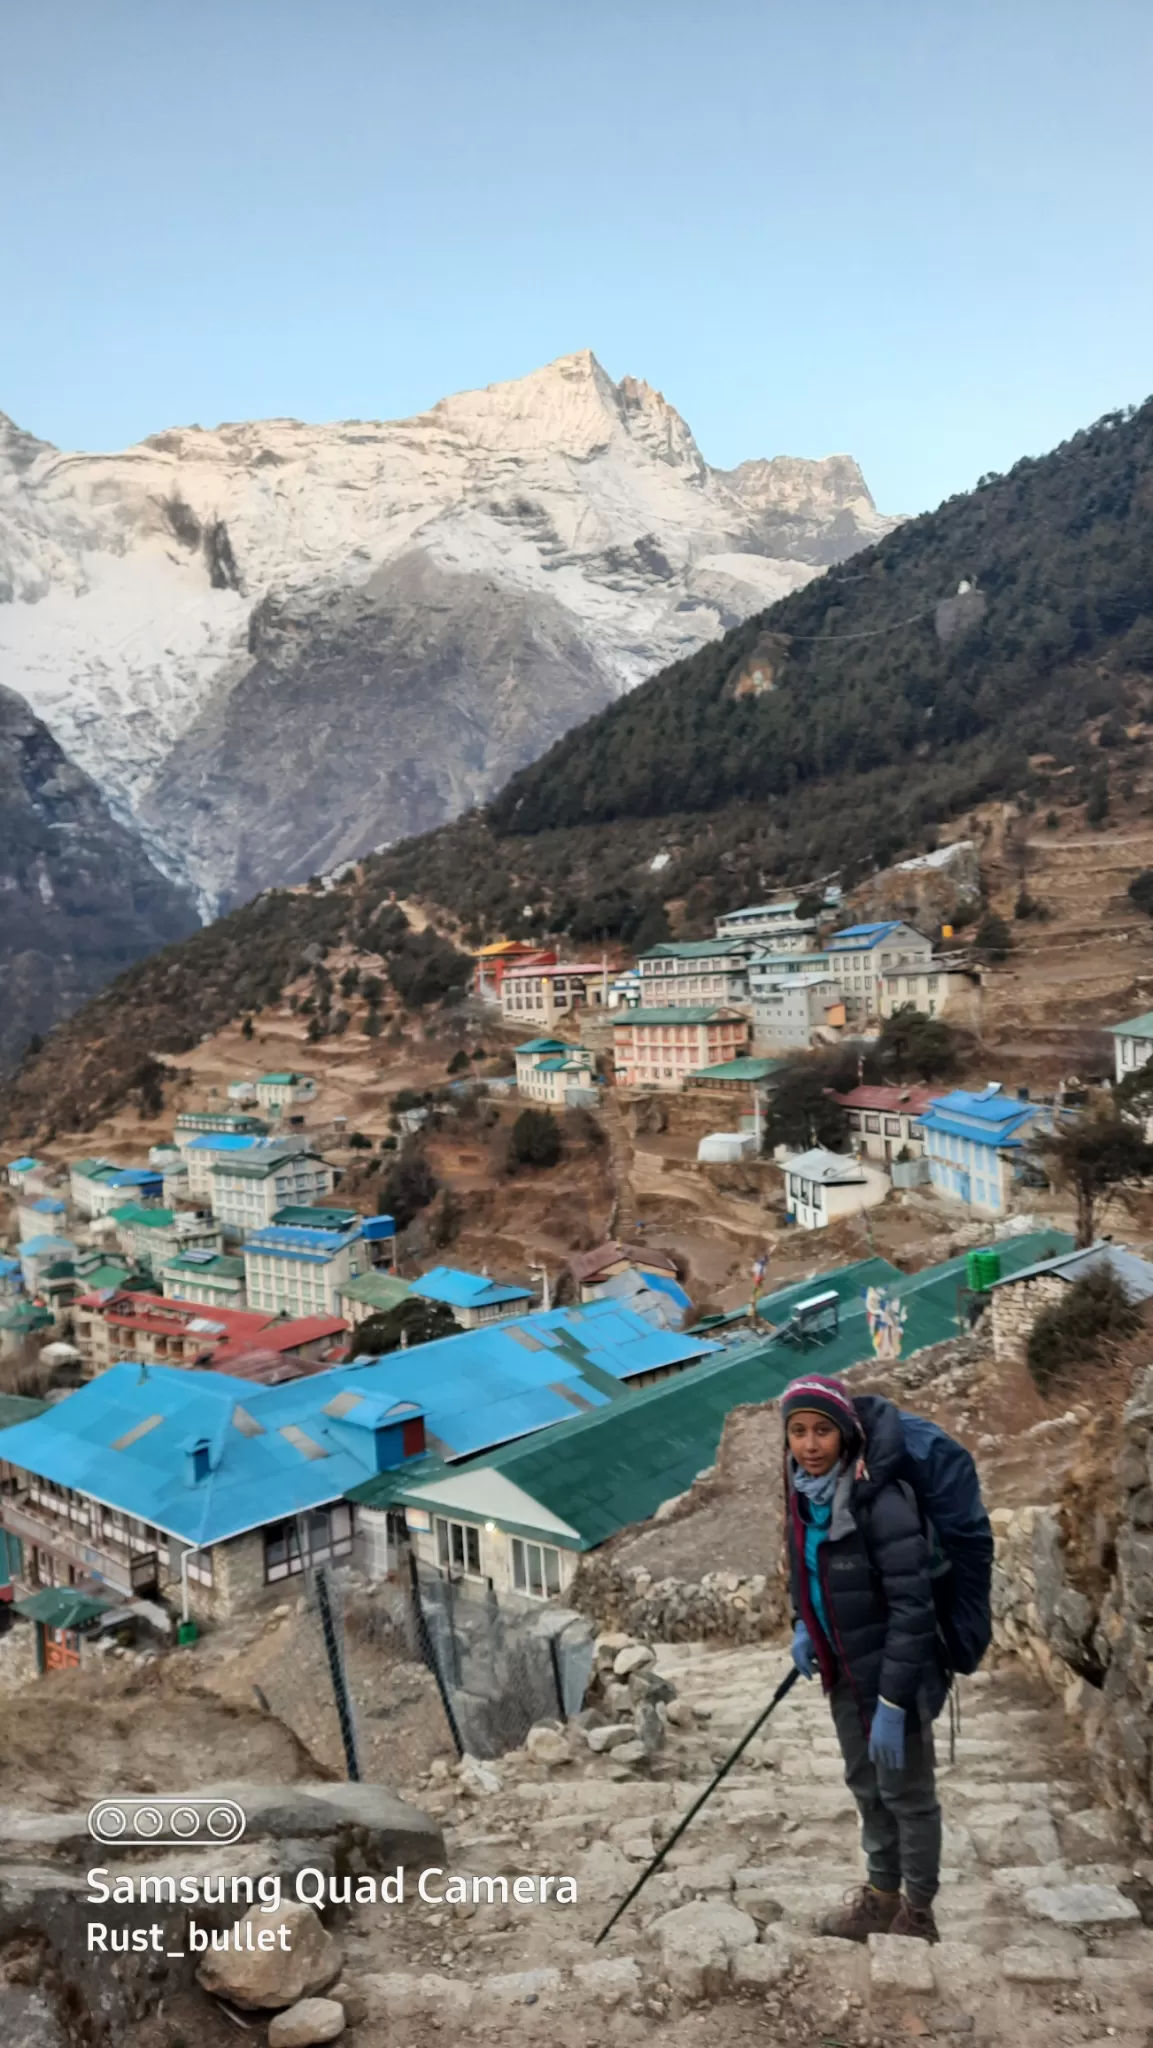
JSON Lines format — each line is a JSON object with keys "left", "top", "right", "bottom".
{"left": 433, "top": 1515, "right": 564, "bottom": 1600}
{"left": 264, "top": 1505, "right": 352, "bottom": 1581}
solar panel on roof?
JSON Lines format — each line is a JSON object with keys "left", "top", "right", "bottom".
{"left": 231, "top": 1405, "right": 265, "bottom": 1437}
{"left": 180, "top": 1249, "right": 216, "bottom": 1265}
{"left": 279, "top": 1423, "right": 328, "bottom": 1460}
{"left": 110, "top": 1414, "right": 164, "bottom": 1452}
{"left": 322, "top": 1391, "right": 365, "bottom": 1418}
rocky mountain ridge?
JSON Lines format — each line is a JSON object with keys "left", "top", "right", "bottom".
{"left": 0, "top": 684, "right": 198, "bottom": 1073}
{"left": 0, "top": 352, "right": 897, "bottom": 913}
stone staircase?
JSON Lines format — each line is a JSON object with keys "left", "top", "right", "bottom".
{"left": 348, "top": 1641, "right": 1153, "bottom": 2046}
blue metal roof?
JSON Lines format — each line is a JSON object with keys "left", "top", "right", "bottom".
{"left": 27, "top": 1196, "right": 66, "bottom": 1213}
{"left": 19, "top": 1234, "right": 74, "bottom": 1256}
{"left": 245, "top": 1223, "right": 360, "bottom": 1265}
{"left": 828, "top": 921, "right": 902, "bottom": 941}
{"left": 411, "top": 1265, "right": 535, "bottom": 1310}
{"left": 6, "top": 1157, "right": 39, "bottom": 1172}
{"left": 345, "top": 1300, "right": 721, "bottom": 1458}
{"left": 641, "top": 1270, "right": 693, "bottom": 1311}
{"left": 0, "top": 1305, "right": 720, "bottom": 1536}
{"left": 921, "top": 1089, "right": 1040, "bottom": 1144}
{"left": 107, "top": 1168, "right": 162, "bottom": 1188}
{"left": 0, "top": 1365, "right": 426, "bottom": 1549}
{"left": 184, "top": 1133, "right": 266, "bottom": 1153}
{"left": 0, "top": 1255, "right": 22, "bottom": 1276}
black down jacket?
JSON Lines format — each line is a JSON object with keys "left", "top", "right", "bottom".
{"left": 787, "top": 1391, "right": 947, "bottom": 1726}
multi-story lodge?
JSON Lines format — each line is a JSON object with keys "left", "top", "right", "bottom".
{"left": 498, "top": 961, "right": 610, "bottom": 1027}
{"left": 635, "top": 940, "right": 754, "bottom": 1010}
{"left": 612, "top": 1007, "right": 750, "bottom": 1089}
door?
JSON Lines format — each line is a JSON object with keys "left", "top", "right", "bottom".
{"left": 44, "top": 1628, "right": 80, "bottom": 1672}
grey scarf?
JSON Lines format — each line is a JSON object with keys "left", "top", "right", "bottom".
{"left": 791, "top": 1461, "right": 841, "bottom": 1505}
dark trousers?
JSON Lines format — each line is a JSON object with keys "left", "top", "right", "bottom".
{"left": 829, "top": 1678, "right": 942, "bottom": 1906}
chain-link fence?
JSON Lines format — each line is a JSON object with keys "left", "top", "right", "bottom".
{"left": 237, "top": 1533, "right": 594, "bottom": 1781}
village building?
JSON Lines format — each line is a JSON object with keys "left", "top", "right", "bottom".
{"left": 877, "top": 956, "right": 980, "bottom": 1023}
{"left": 410, "top": 1265, "right": 536, "bottom": 1329}
{"left": 18, "top": 1234, "right": 76, "bottom": 1294}
{"left": 173, "top": 1111, "right": 269, "bottom": 1151}
{"left": 513, "top": 1038, "right": 596, "bottom": 1104}
{"left": 612, "top": 1007, "right": 750, "bottom": 1089}
{"left": 109, "top": 1204, "right": 222, "bottom": 1276}
{"left": 0, "top": 1302, "right": 53, "bottom": 1358}
{"left": 3, "top": 1157, "right": 48, "bottom": 1195}
{"left": 635, "top": 939, "right": 753, "bottom": 1009}
{"left": 1108, "top": 1008, "right": 1153, "bottom": 1086}
{"left": 68, "top": 1160, "right": 163, "bottom": 1218}
{"left": 71, "top": 1291, "right": 345, "bottom": 1378}
{"left": 833, "top": 1084, "right": 934, "bottom": 1163}
{"left": 16, "top": 1193, "right": 68, "bottom": 1243}
{"left": 472, "top": 940, "right": 557, "bottom": 1004}
{"left": 349, "top": 1326, "right": 789, "bottom": 1598}
{"left": 242, "top": 1213, "right": 393, "bottom": 1318}
{"left": 0, "top": 1254, "right": 23, "bottom": 1302}
{"left": 160, "top": 1249, "right": 248, "bottom": 1307}
{"left": 986, "top": 1241, "right": 1153, "bottom": 1362}
{"left": 335, "top": 1271, "right": 413, "bottom": 1328}
{"left": 498, "top": 961, "right": 610, "bottom": 1028}
{"left": 255, "top": 1071, "right": 318, "bottom": 1111}
{"left": 209, "top": 1148, "right": 335, "bottom": 1235}
{"left": 685, "top": 1054, "right": 786, "bottom": 1095}
{"left": 0, "top": 1364, "right": 426, "bottom": 1620}
{"left": 0, "top": 1301, "right": 718, "bottom": 1619}
{"left": 567, "top": 1240, "right": 679, "bottom": 1302}
{"left": 227, "top": 1079, "right": 259, "bottom": 1106}
{"left": 823, "top": 921, "right": 934, "bottom": 1021}
{"left": 714, "top": 897, "right": 827, "bottom": 951}
{"left": 778, "top": 1147, "right": 890, "bottom": 1230}
{"left": 752, "top": 971, "right": 846, "bottom": 1050}
{"left": 182, "top": 1130, "right": 312, "bottom": 1202}
{"left": 919, "top": 1084, "right": 1045, "bottom": 1215}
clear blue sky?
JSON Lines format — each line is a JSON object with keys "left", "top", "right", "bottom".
{"left": 3, "top": 0, "right": 1151, "bottom": 513}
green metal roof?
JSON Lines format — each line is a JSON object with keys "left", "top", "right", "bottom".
{"left": 259, "top": 1071, "right": 302, "bottom": 1085}
{"left": 515, "top": 1037, "right": 571, "bottom": 1054}
{"left": 272, "top": 1205, "right": 357, "bottom": 1230}
{"left": 613, "top": 1007, "right": 744, "bottom": 1026}
{"left": 338, "top": 1271, "right": 413, "bottom": 1312}
{"left": 14, "top": 1588, "right": 113, "bottom": 1629}
{"left": 347, "top": 1229, "right": 1074, "bottom": 1551}
{"left": 71, "top": 1158, "right": 118, "bottom": 1181}
{"left": 1108, "top": 1012, "right": 1153, "bottom": 1038}
{"left": 110, "top": 1203, "right": 174, "bottom": 1229}
{"left": 0, "top": 1303, "right": 53, "bottom": 1333}
{"left": 0, "top": 1393, "right": 49, "bottom": 1430}
{"left": 163, "top": 1252, "right": 246, "bottom": 1279}
{"left": 688, "top": 1057, "right": 788, "bottom": 1082}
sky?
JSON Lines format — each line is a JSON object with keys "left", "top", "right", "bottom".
{"left": 3, "top": 0, "right": 1152, "bottom": 514}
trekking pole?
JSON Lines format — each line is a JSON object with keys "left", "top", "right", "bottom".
{"left": 594, "top": 1664, "right": 800, "bottom": 1945}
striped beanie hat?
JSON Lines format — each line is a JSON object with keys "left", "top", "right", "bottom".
{"left": 780, "top": 1372, "right": 861, "bottom": 1445}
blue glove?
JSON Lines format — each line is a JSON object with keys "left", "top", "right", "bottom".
{"left": 869, "top": 1698, "right": 906, "bottom": 1771}
{"left": 791, "top": 1619, "right": 817, "bottom": 1679}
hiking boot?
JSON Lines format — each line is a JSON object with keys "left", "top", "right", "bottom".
{"left": 891, "top": 1897, "right": 940, "bottom": 1943}
{"left": 818, "top": 1885, "right": 901, "bottom": 1942}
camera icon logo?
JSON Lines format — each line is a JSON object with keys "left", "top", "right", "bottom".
{"left": 87, "top": 1797, "right": 246, "bottom": 1846}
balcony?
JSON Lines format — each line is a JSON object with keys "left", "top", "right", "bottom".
{"left": 0, "top": 1497, "right": 160, "bottom": 1597}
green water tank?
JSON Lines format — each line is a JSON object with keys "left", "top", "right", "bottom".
{"left": 966, "top": 1248, "right": 1001, "bottom": 1291}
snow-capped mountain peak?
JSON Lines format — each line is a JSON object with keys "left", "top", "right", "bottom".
{"left": 0, "top": 354, "right": 900, "bottom": 912}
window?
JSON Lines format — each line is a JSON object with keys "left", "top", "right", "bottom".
{"left": 884, "top": 1118, "right": 901, "bottom": 1136}
{"left": 511, "top": 1536, "right": 562, "bottom": 1598}
{"left": 865, "top": 1115, "right": 880, "bottom": 1133}
{"left": 436, "top": 1517, "right": 483, "bottom": 1575}
{"left": 264, "top": 1505, "right": 352, "bottom": 1582}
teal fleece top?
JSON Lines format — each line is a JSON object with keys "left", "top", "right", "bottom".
{"left": 802, "top": 1496, "right": 832, "bottom": 1641}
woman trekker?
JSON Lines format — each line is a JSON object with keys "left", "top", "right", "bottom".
{"left": 783, "top": 1371, "right": 945, "bottom": 1943}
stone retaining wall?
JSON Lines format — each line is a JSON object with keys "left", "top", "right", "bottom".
{"left": 990, "top": 1363, "right": 1153, "bottom": 1843}
{"left": 570, "top": 1558, "right": 783, "bottom": 1646}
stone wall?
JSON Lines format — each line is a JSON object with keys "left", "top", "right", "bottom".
{"left": 571, "top": 1557, "right": 785, "bottom": 1646}
{"left": 989, "top": 1363, "right": 1153, "bottom": 1843}
{"left": 989, "top": 1272, "right": 1066, "bottom": 1362}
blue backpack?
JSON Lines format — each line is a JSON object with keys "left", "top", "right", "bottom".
{"left": 896, "top": 1412, "right": 994, "bottom": 1676}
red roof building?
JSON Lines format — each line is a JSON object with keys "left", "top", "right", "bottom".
{"left": 73, "top": 1291, "right": 347, "bottom": 1380}
{"left": 831, "top": 1085, "right": 933, "bottom": 1163}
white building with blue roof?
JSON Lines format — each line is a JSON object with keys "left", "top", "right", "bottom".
{"left": 0, "top": 1301, "right": 719, "bottom": 1618}
{"left": 244, "top": 1217, "right": 367, "bottom": 1318}
{"left": 920, "top": 1084, "right": 1046, "bottom": 1215}
{"left": 411, "top": 1265, "right": 536, "bottom": 1329}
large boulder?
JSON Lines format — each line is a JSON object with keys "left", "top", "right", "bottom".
{"left": 648, "top": 1899, "right": 757, "bottom": 1997}
{"left": 188, "top": 1782, "right": 442, "bottom": 1871}
{"left": 196, "top": 1902, "right": 342, "bottom": 2011}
